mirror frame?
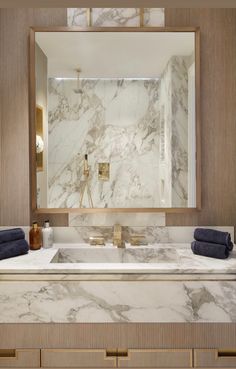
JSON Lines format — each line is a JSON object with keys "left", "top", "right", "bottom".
{"left": 29, "top": 26, "right": 201, "bottom": 216}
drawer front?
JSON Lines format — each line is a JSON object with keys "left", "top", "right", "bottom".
{"left": 41, "top": 349, "right": 117, "bottom": 368}
{"left": 194, "top": 349, "right": 236, "bottom": 367}
{"left": 0, "top": 349, "right": 40, "bottom": 368}
{"left": 118, "top": 349, "right": 192, "bottom": 368}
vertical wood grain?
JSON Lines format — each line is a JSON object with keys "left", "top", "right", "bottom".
{"left": 0, "top": 9, "right": 67, "bottom": 226}
{"left": 165, "top": 9, "right": 236, "bottom": 231}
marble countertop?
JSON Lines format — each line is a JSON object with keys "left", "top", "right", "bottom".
{"left": 0, "top": 244, "right": 236, "bottom": 323}
{"left": 0, "top": 243, "right": 235, "bottom": 278}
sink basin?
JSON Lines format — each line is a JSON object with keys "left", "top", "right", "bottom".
{"left": 51, "top": 247, "right": 180, "bottom": 264}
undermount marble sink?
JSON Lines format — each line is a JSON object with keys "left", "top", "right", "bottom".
{"left": 51, "top": 247, "right": 180, "bottom": 264}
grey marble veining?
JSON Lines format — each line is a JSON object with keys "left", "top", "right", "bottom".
{"left": 0, "top": 280, "right": 236, "bottom": 323}
{"left": 53, "top": 226, "right": 234, "bottom": 245}
{"left": 48, "top": 56, "right": 190, "bottom": 209}
{"left": 69, "top": 213, "right": 165, "bottom": 227}
{"left": 67, "top": 8, "right": 165, "bottom": 27}
{"left": 48, "top": 78, "right": 164, "bottom": 208}
{"left": 0, "top": 243, "right": 235, "bottom": 275}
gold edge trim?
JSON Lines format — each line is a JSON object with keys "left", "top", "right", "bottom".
{"left": 139, "top": 8, "right": 144, "bottom": 27}
{"left": 87, "top": 8, "right": 92, "bottom": 27}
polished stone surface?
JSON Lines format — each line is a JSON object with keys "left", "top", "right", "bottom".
{"left": 0, "top": 280, "right": 235, "bottom": 323}
{"left": 0, "top": 243, "right": 235, "bottom": 275}
{"left": 47, "top": 57, "right": 189, "bottom": 208}
{"left": 67, "top": 8, "right": 165, "bottom": 27}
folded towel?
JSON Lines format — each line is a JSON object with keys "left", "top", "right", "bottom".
{"left": 191, "top": 240, "right": 229, "bottom": 259}
{"left": 194, "top": 228, "right": 233, "bottom": 251}
{"left": 0, "top": 239, "right": 29, "bottom": 260}
{"left": 0, "top": 228, "right": 25, "bottom": 244}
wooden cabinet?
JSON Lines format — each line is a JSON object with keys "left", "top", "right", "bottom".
{"left": 3, "top": 347, "right": 236, "bottom": 369}
{"left": 194, "top": 349, "right": 236, "bottom": 368}
{"left": 117, "top": 349, "right": 192, "bottom": 368}
{"left": 41, "top": 349, "right": 117, "bottom": 368}
{"left": 0, "top": 349, "right": 40, "bottom": 368}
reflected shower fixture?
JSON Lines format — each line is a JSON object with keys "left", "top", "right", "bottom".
{"left": 74, "top": 68, "right": 83, "bottom": 94}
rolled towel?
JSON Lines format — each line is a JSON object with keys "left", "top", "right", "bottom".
{"left": 191, "top": 240, "right": 229, "bottom": 259}
{"left": 194, "top": 228, "right": 233, "bottom": 251}
{"left": 0, "top": 228, "right": 25, "bottom": 244}
{"left": 0, "top": 239, "right": 29, "bottom": 260}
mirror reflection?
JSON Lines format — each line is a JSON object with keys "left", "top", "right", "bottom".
{"left": 35, "top": 31, "right": 196, "bottom": 209}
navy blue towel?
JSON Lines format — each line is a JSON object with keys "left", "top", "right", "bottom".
{"left": 0, "top": 228, "right": 25, "bottom": 244}
{"left": 0, "top": 239, "right": 29, "bottom": 260}
{"left": 191, "top": 240, "right": 229, "bottom": 259}
{"left": 194, "top": 228, "right": 233, "bottom": 251}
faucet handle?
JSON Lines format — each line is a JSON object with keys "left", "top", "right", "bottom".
{"left": 130, "top": 234, "right": 147, "bottom": 246}
{"left": 89, "top": 236, "right": 105, "bottom": 246}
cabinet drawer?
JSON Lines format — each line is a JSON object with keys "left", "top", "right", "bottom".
{"left": 0, "top": 349, "right": 40, "bottom": 368}
{"left": 194, "top": 349, "right": 236, "bottom": 367}
{"left": 41, "top": 349, "right": 117, "bottom": 368}
{"left": 118, "top": 349, "right": 192, "bottom": 368}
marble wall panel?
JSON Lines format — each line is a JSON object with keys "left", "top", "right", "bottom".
{"left": 67, "top": 8, "right": 165, "bottom": 27}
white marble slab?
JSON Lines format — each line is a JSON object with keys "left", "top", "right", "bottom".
{"left": 0, "top": 243, "right": 235, "bottom": 276}
{"left": 67, "top": 8, "right": 165, "bottom": 27}
{"left": 53, "top": 226, "right": 234, "bottom": 244}
{"left": 0, "top": 280, "right": 235, "bottom": 323}
{"left": 69, "top": 213, "right": 166, "bottom": 227}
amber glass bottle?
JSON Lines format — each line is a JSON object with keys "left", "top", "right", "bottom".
{"left": 29, "top": 222, "right": 42, "bottom": 250}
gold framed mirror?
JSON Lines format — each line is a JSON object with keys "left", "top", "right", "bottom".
{"left": 30, "top": 27, "right": 200, "bottom": 215}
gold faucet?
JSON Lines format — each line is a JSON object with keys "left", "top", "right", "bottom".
{"left": 113, "top": 224, "right": 125, "bottom": 248}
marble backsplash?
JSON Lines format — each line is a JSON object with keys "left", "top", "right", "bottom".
{"left": 0, "top": 225, "right": 234, "bottom": 245}
{"left": 52, "top": 226, "right": 234, "bottom": 245}
{"left": 67, "top": 8, "right": 165, "bottom": 27}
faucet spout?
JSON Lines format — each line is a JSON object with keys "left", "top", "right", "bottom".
{"left": 113, "top": 224, "right": 125, "bottom": 248}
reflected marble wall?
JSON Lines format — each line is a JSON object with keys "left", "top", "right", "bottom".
{"left": 47, "top": 56, "right": 189, "bottom": 209}
{"left": 48, "top": 78, "right": 163, "bottom": 208}
{"left": 67, "top": 8, "right": 165, "bottom": 27}
{"left": 159, "top": 56, "right": 189, "bottom": 207}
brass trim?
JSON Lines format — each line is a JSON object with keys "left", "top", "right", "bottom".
{"left": 87, "top": 8, "right": 92, "bottom": 27}
{"left": 139, "top": 8, "right": 144, "bottom": 27}
{"left": 0, "top": 349, "right": 16, "bottom": 358}
{"left": 30, "top": 27, "right": 201, "bottom": 216}
{"left": 218, "top": 349, "right": 236, "bottom": 358}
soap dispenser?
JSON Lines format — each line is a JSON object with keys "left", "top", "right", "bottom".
{"left": 42, "top": 220, "right": 53, "bottom": 249}
{"left": 29, "top": 222, "right": 42, "bottom": 250}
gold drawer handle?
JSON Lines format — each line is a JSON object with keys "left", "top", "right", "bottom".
{"left": 106, "top": 349, "right": 117, "bottom": 358}
{"left": 106, "top": 349, "right": 128, "bottom": 358}
{"left": 218, "top": 350, "right": 236, "bottom": 357}
{"left": 117, "top": 349, "right": 128, "bottom": 357}
{"left": 0, "top": 350, "right": 16, "bottom": 358}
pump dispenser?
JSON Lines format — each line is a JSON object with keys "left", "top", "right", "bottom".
{"left": 42, "top": 220, "right": 53, "bottom": 249}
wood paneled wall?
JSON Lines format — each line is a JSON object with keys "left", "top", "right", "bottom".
{"left": 165, "top": 9, "right": 236, "bottom": 229}
{"left": 0, "top": 9, "right": 236, "bottom": 229}
{"left": 0, "top": 9, "right": 67, "bottom": 225}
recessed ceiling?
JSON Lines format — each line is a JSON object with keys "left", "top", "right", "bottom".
{"left": 35, "top": 31, "right": 195, "bottom": 78}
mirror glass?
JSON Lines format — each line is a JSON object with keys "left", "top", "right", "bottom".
{"left": 34, "top": 31, "right": 197, "bottom": 209}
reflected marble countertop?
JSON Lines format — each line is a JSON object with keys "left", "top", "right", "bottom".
{"left": 0, "top": 243, "right": 235, "bottom": 277}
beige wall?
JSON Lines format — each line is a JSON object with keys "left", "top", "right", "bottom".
{"left": 165, "top": 9, "right": 236, "bottom": 229}
{"left": 0, "top": 8, "right": 67, "bottom": 225}
{"left": 0, "top": 8, "right": 236, "bottom": 229}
